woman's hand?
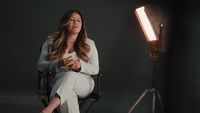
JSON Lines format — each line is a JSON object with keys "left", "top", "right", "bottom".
{"left": 59, "top": 56, "right": 81, "bottom": 71}
{"left": 68, "top": 59, "right": 81, "bottom": 71}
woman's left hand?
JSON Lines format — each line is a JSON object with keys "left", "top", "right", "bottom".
{"left": 63, "top": 58, "right": 81, "bottom": 71}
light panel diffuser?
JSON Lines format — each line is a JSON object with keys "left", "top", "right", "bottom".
{"left": 135, "top": 6, "right": 157, "bottom": 41}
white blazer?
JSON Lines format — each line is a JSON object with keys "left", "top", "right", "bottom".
{"left": 37, "top": 36, "right": 99, "bottom": 75}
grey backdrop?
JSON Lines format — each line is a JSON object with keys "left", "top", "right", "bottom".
{"left": 0, "top": 0, "right": 200, "bottom": 113}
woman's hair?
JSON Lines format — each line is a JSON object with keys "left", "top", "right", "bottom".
{"left": 48, "top": 9, "right": 90, "bottom": 62}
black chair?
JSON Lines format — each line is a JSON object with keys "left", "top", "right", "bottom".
{"left": 37, "top": 70, "right": 102, "bottom": 113}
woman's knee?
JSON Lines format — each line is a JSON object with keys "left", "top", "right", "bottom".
{"left": 60, "top": 71, "right": 78, "bottom": 84}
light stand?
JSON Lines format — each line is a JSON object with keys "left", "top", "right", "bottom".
{"left": 128, "top": 6, "right": 166, "bottom": 113}
{"left": 128, "top": 23, "right": 165, "bottom": 113}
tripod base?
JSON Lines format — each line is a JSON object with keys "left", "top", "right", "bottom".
{"left": 128, "top": 88, "right": 165, "bottom": 113}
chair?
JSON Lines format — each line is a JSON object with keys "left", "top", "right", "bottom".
{"left": 37, "top": 69, "right": 102, "bottom": 113}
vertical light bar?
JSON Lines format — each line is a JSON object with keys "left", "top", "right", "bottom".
{"left": 135, "top": 6, "right": 157, "bottom": 41}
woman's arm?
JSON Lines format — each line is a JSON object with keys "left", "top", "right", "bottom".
{"left": 79, "top": 39, "right": 99, "bottom": 75}
{"left": 37, "top": 37, "right": 58, "bottom": 72}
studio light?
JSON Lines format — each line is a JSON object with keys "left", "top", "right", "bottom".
{"left": 135, "top": 6, "right": 161, "bottom": 58}
{"left": 128, "top": 6, "right": 165, "bottom": 113}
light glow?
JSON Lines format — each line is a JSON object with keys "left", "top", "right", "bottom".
{"left": 135, "top": 6, "right": 157, "bottom": 41}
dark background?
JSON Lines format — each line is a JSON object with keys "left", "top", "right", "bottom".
{"left": 0, "top": 0, "right": 200, "bottom": 113}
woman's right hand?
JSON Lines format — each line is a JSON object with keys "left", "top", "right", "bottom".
{"left": 58, "top": 56, "right": 80, "bottom": 71}
{"left": 58, "top": 56, "right": 72, "bottom": 66}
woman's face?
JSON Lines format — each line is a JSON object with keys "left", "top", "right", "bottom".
{"left": 67, "top": 13, "right": 82, "bottom": 34}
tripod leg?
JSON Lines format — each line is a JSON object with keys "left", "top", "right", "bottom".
{"left": 152, "top": 90, "right": 156, "bottom": 113}
{"left": 156, "top": 91, "right": 166, "bottom": 113}
{"left": 128, "top": 89, "right": 148, "bottom": 113}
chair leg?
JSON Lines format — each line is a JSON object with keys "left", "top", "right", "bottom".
{"left": 79, "top": 99, "right": 88, "bottom": 110}
{"left": 53, "top": 108, "right": 61, "bottom": 113}
{"left": 85, "top": 101, "right": 95, "bottom": 113}
{"left": 41, "top": 99, "right": 48, "bottom": 107}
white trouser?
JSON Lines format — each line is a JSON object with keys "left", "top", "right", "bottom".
{"left": 50, "top": 71, "right": 94, "bottom": 113}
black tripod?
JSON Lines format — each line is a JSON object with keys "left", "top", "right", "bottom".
{"left": 128, "top": 24, "right": 165, "bottom": 113}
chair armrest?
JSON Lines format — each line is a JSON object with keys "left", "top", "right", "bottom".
{"left": 37, "top": 71, "right": 56, "bottom": 97}
{"left": 91, "top": 72, "right": 103, "bottom": 97}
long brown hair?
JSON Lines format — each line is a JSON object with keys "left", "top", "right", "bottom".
{"left": 48, "top": 10, "right": 90, "bottom": 62}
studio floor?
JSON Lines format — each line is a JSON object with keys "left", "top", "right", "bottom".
{"left": 0, "top": 92, "right": 155, "bottom": 113}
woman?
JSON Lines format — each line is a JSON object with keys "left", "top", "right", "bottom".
{"left": 37, "top": 10, "right": 99, "bottom": 113}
